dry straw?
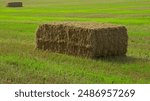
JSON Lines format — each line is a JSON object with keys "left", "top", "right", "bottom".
{"left": 7, "top": 2, "right": 23, "bottom": 7}
{"left": 36, "top": 22, "right": 128, "bottom": 58}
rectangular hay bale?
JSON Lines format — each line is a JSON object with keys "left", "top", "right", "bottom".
{"left": 7, "top": 2, "right": 23, "bottom": 7}
{"left": 36, "top": 22, "right": 128, "bottom": 58}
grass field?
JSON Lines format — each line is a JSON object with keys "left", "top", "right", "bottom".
{"left": 0, "top": 0, "right": 150, "bottom": 84}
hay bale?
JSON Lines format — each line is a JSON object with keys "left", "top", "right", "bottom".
{"left": 7, "top": 2, "right": 23, "bottom": 7}
{"left": 36, "top": 22, "right": 128, "bottom": 58}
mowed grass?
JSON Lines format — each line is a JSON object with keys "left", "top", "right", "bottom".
{"left": 0, "top": 0, "right": 150, "bottom": 83}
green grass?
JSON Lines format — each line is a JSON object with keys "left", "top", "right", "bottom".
{"left": 0, "top": 0, "right": 150, "bottom": 84}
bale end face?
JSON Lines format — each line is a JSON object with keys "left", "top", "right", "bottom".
{"left": 7, "top": 2, "right": 23, "bottom": 7}
{"left": 36, "top": 22, "right": 128, "bottom": 58}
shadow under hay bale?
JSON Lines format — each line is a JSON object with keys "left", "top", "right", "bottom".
{"left": 7, "top": 2, "right": 23, "bottom": 7}
{"left": 36, "top": 22, "right": 128, "bottom": 58}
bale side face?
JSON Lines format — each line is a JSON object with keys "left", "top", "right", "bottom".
{"left": 36, "top": 22, "right": 128, "bottom": 58}
{"left": 36, "top": 24, "right": 94, "bottom": 58}
{"left": 7, "top": 2, "right": 23, "bottom": 7}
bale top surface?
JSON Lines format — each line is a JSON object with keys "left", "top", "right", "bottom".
{"left": 7, "top": 2, "right": 22, "bottom": 3}
{"left": 45, "top": 22, "right": 124, "bottom": 29}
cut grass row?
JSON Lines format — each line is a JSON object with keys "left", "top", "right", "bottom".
{"left": 0, "top": 15, "right": 150, "bottom": 26}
